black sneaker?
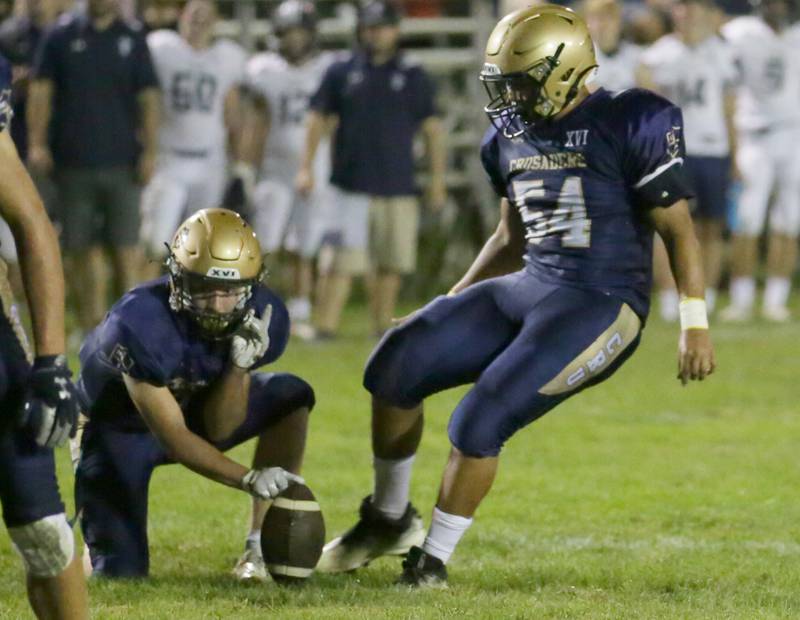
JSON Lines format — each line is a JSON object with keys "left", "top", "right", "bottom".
{"left": 316, "top": 495, "right": 426, "bottom": 573}
{"left": 398, "top": 546, "right": 448, "bottom": 588}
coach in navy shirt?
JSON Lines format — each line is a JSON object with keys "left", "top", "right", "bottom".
{"left": 297, "top": 0, "right": 446, "bottom": 339}
{"left": 28, "top": 0, "right": 159, "bottom": 336}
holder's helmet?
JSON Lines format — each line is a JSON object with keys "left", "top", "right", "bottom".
{"left": 166, "top": 208, "right": 264, "bottom": 338}
{"left": 480, "top": 4, "right": 597, "bottom": 138}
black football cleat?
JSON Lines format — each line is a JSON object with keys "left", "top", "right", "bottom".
{"left": 398, "top": 546, "right": 448, "bottom": 588}
{"left": 316, "top": 495, "right": 425, "bottom": 573}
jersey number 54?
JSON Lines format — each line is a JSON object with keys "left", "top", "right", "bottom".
{"left": 512, "top": 177, "right": 591, "bottom": 248}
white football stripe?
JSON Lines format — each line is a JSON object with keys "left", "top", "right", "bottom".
{"left": 268, "top": 564, "right": 314, "bottom": 578}
{"left": 272, "top": 498, "right": 320, "bottom": 512}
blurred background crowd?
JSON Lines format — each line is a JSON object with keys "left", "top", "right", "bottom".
{"left": 0, "top": 0, "right": 797, "bottom": 349}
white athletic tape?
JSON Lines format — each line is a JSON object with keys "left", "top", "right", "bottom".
{"left": 679, "top": 297, "right": 709, "bottom": 330}
{"left": 271, "top": 498, "right": 320, "bottom": 512}
{"left": 8, "top": 514, "right": 74, "bottom": 578}
{"left": 267, "top": 564, "right": 314, "bottom": 578}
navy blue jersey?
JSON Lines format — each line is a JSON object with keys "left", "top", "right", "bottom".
{"left": 0, "top": 52, "right": 13, "bottom": 133}
{"left": 480, "top": 88, "right": 692, "bottom": 319}
{"left": 77, "top": 278, "right": 290, "bottom": 431}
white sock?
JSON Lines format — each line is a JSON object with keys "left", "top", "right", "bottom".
{"left": 658, "top": 289, "right": 679, "bottom": 322}
{"left": 705, "top": 288, "right": 717, "bottom": 314}
{"left": 422, "top": 507, "right": 473, "bottom": 564}
{"left": 730, "top": 277, "right": 756, "bottom": 310}
{"left": 372, "top": 455, "right": 415, "bottom": 520}
{"left": 245, "top": 530, "right": 261, "bottom": 555}
{"left": 288, "top": 297, "right": 312, "bottom": 322}
{"left": 763, "top": 277, "right": 790, "bottom": 310}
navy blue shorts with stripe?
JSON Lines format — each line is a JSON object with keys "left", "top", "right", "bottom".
{"left": 0, "top": 301, "right": 65, "bottom": 529}
{"left": 364, "top": 270, "right": 642, "bottom": 457}
{"left": 75, "top": 371, "right": 314, "bottom": 578}
{"left": 686, "top": 155, "right": 730, "bottom": 221}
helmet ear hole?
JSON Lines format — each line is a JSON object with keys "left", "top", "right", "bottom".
{"left": 561, "top": 68, "right": 574, "bottom": 82}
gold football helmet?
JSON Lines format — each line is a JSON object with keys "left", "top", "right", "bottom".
{"left": 166, "top": 208, "right": 264, "bottom": 337}
{"left": 480, "top": 4, "right": 597, "bottom": 137}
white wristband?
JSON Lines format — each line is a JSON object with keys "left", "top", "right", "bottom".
{"left": 679, "top": 297, "right": 708, "bottom": 330}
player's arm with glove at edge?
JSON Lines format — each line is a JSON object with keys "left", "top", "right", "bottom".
{"left": 649, "top": 199, "right": 716, "bottom": 385}
{"left": 0, "top": 127, "right": 79, "bottom": 448}
{"left": 123, "top": 304, "right": 303, "bottom": 499}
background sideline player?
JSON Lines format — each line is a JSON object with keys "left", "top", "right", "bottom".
{"left": 141, "top": 0, "right": 246, "bottom": 279}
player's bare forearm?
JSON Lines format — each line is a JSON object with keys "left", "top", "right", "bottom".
{"left": 202, "top": 366, "right": 251, "bottom": 442}
{"left": 124, "top": 375, "right": 249, "bottom": 488}
{"left": 422, "top": 116, "right": 447, "bottom": 207}
{"left": 236, "top": 93, "right": 269, "bottom": 167}
{"left": 300, "top": 110, "right": 327, "bottom": 170}
{"left": 26, "top": 79, "right": 52, "bottom": 151}
{"left": 224, "top": 87, "right": 244, "bottom": 159}
{"left": 648, "top": 200, "right": 705, "bottom": 299}
{"left": 449, "top": 198, "right": 525, "bottom": 295}
{"left": 138, "top": 88, "right": 160, "bottom": 157}
{"left": 0, "top": 130, "right": 65, "bottom": 355}
{"left": 648, "top": 200, "right": 715, "bottom": 383}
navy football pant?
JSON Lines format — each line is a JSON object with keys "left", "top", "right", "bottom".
{"left": 75, "top": 372, "right": 314, "bottom": 578}
{"left": 0, "top": 299, "right": 65, "bottom": 529}
{"left": 364, "top": 270, "right": 642, "bottom": 457}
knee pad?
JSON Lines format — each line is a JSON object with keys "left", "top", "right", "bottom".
{"left": 284, "top": 375, "right": 316, "bottom": 412}
{"left": 363, "top": 328, "right": 423, "bottom": 409}
{"left": 8, "top": 513, "right": 74, "bottom": 578}
{"left": 446, "top": 386, "right": 506, "bottom": 458}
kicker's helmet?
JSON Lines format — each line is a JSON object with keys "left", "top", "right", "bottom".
{"left": 166, "top": 208, "right": 264, "bottom": 338}
{"left": 480, "top": 4, "right": 597, "bottom": 137}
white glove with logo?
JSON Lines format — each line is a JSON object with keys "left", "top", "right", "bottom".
{"left": 241, "top": 467, "right": 305, "bottom": 500}
{"left": 230, "top": 306, "right": 272, "bottom": 369}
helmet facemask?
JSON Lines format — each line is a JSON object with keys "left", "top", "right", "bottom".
{"left": 165, "top": 250, "right": 262, "bottom": 339}
{"left": 481, "top": 43, "right": 579, "bottom": 138}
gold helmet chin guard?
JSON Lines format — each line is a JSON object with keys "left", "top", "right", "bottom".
{"left": 480, "top": 4, "right": 598, "bottom": 138}
{"left": 166, "top": 208, "right": 265, "bottom": 338}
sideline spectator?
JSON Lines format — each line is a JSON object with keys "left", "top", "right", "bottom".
{"left": 296, "top": 0, "right": 446, "bottom": 339}
{"left": 28, "top": 0, "right": 159, "bottom": 336}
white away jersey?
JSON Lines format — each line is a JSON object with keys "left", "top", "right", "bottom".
{"left": 640, "top": 34, "right": 736, "bottom": 156}
{"left": 722, "top": 16, "right": 800, "bottom": 131}
{"left": 591, "top": 42, "right": 642, "bottom": 92}
{"left": 245, "top": 51, "right": 335, "bottom": 180}
{"left": 148, "top": 30, "right": 247, "bottom": 156}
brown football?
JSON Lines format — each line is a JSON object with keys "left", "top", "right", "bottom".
{"left": 260, "top": 483, "right": 325, "bottom": 585}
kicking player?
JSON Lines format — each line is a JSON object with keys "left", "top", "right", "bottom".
{"left": 719, "top": 0, "right": 800, "bottom": 322}
{"left": 74, "top": 208, "right": 313, "bottom": 581}
{"left": 638, "top": 0, "right": 738, "bottom": 318}
{"left": 0, "top": 53, "right": 87, "bottom": 618}
{"left": 318, "top": 5, "right": 715, "bottom": 587}
{"left": 140, "top": 0, "right": 247, "bottom": 278}
{"left": 235, "top": 0, "right": 334, "bottom": 337}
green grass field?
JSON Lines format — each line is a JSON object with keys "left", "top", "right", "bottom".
{"left": 1, "top": 305, "right": 800, "bottom": 619}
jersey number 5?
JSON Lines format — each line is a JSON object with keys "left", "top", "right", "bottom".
{"left": 512, "top": 176, "right": 591, "bottom": 248}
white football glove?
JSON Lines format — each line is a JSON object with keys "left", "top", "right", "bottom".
{"left": 241, "top": 467, "right": 305, "bottom": 500}
{"left": 230, "top": 306, "right": 272, "bottom": 369}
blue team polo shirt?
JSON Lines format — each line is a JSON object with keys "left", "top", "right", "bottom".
{"left": 310, "top": 50, "right": 436, "bottom": 197}
{"left": 32, "top": 12, "right": 158, "bottom": 168}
